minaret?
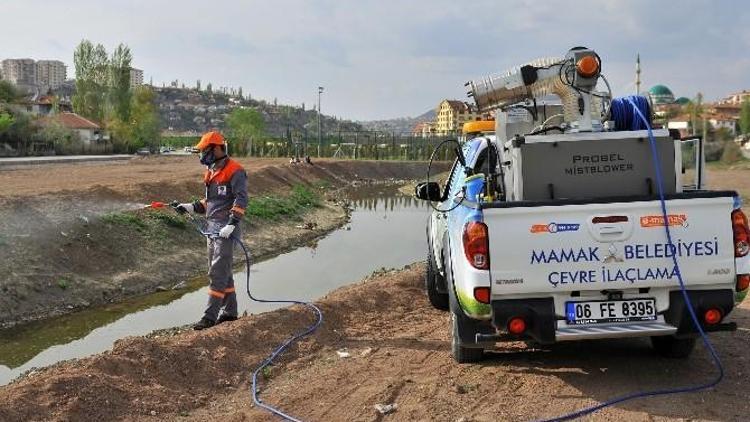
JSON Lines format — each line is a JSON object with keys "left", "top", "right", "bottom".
{"left": 635, "top": 54, "right": 641, "bottom": 95}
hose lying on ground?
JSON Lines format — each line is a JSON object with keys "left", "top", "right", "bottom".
{"left": 172, "top": 208, "right": 322, "bottom": 422}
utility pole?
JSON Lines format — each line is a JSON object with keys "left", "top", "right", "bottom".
{"left": 317, "top": 86, "right": 324, "bottom": 157}
{"left": 692, "top": 92, "right": 703, "bottom": 136}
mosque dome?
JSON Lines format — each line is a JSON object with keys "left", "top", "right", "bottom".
{"left": 648, "top": 85, "right": 675, "bottom": 104}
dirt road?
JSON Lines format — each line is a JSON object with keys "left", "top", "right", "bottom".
{"left": 0, "top": 264, "right": 748, "bottom": 421}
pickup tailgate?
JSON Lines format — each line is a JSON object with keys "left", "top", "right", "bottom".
{"left": 484, "top": 195, "right": 737, "bottom": 295}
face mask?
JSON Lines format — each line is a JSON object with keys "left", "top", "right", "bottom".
{"left": 199, "top": 149, "right": 216, "bottom": 166}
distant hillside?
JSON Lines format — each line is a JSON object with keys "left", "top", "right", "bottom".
{"left": 360, "top": 109, "right": 436, "bottom": 134}
{"left": 154, "top": 87, "right": 362, "bottom": 136}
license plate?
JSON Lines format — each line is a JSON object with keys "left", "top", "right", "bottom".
{"left": 565, "top": 299, "right": 656, "bottom": 325}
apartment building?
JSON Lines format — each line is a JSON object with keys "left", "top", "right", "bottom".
{"left": 720, "top": 90, "right": 750, "bottom": 106}
{"left": 130, "top": 68, "right": 144, "bottom": 88}
{"left": 1, "top": 58, "right": 67, "bottom": 90}
{"left": 434, "top": 99, "right": 479, "bottom": 135}
{"left": 35, "top": 60, "right": 67, "bottom": 89}
{"left": 1, "top": 58, "right": 37, "bottom": 86}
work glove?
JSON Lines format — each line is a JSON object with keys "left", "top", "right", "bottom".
{"left": 219, "top": 224, "right": 235, "bottom": 239}
{"left": 173, "top": 202, "right": 194, "bottom": 214}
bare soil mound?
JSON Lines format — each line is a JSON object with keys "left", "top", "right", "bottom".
{"left": 1, "top": 264, "right": 749, "bottom": 421}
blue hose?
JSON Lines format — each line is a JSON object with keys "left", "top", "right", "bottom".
{"left": 540, "top": 97, "right": 724, "bottom": 422}
{"left": 611, "top": 95, "right": 652, "bottom": 131}
{"left": 235, "top": 239, "right": 323, "bottom": 422}
{"left": 187, "top": 218, "right": 322, "bottom": 422}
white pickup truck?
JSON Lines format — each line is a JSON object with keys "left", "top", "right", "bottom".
{"left": 417, "top": 132, "right": 749, "bottom": 363}
{"left": 415, "top": 47, "right": 750, "bottom": 363}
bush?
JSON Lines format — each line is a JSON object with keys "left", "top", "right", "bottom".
{"left": 37, "top": 121, "right": 82, "bottom": 155}
{"left": 149, "top": 211, "right": 188, "bottom": 229}
{"left": 704, "top": 142, "right": 724, "bottom": 162}
{"left": 246, "top": 185, "right": 321, "bottom": 221}
{"left": 721, "top": 141, "right": 745, "bottom": 164}
{"left": 101, "top": 212, "right": 148, "bottom": 231}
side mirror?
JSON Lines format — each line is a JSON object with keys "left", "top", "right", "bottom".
{"left": 415, "top": 181, "right": 443, "bottom": 201}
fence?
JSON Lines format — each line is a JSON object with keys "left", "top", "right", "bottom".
{"left": 163, "top": 131, "right": 458, "bottom": 161}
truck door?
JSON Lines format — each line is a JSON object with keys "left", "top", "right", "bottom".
{"left": 431, "top": 159, "right": 461, "bottom": 271}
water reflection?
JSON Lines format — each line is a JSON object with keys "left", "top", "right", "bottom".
{"left": 350, "top": 194, "right": 422, "bottom": 212}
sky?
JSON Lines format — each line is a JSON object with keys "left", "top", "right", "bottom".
{"left": 2, "top": 0, "right": 750, "bottom": 120}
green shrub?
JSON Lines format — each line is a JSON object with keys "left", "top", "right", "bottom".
{"left": 149, "top": 211, "right": 188, "bottom": 229}
{"left": 101, "top": 212, "right": 148, "bottom": 231}
{"left": 246, "top": 185, "right": 321, "bottom": 221}
{"left": 101, "top": 210, "right": 187, "bottom": 235}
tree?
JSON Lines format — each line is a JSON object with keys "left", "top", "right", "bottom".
{"left": 740, "top": 99, "right": 750, "bottom": 135}
{"left": 0, "top": 112, "right": 13, "bottom": 134}
{"left": 226, "top": 108, "right": 265, "bottom": 156}
{"left": 0, "top": 81, "right": 19, "bottom": 103}
{"left": 73, "top": 39, "right": 109, "bottom": 123}
{"left": 129, "top": 86, "right": 160, "bottom": 150}
{"left": 1, "top": 113, "right": 34, "bottom": 154}
{"left": 108, "top": 43, "right": 132, "bottom": 122}
{"left": 109, "top": 86, "right": 159, "bottom": 152}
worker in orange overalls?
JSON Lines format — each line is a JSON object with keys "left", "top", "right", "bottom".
{"left": 175, "top": 131, "right": 248, "bottom": 330}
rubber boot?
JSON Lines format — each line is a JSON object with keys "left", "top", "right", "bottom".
{"left": 193, "top": 317, "right": 216, "bottom": 330}
{"left": 217, "top": 314, "right": 238, "bottom": 324}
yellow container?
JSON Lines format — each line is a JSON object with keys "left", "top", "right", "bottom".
{"left": 462, "top": 120, "right": 495, "bottom": 135}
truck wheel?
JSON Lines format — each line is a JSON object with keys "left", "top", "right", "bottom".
{"left": 425, "top": 253, "right": 449, "bottom": 311}
{"left": 650, "top": 335, "right": 696, "bottom": 358}
{"left": 451, "top": 312, "right": 484, "bottom": 363}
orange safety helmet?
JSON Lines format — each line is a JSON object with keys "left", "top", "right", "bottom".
{"left": 195, "top": 131, "right": 226, "bottom": 151}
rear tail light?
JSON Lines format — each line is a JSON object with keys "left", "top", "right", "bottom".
{"left": 507, "top": 317, "right": 527, "bottom": 335}
{"left": 473, "top": 287, "right": 490, "bottom": 304}
{"left": 737, "top": 274, "right": 750, "bottom": 292}
{"left": 703, "top": 308, "right": 723, "bottom": 325}
{"left": 463, "top": 221, "right": 489, "bottom": 270}
{"left": 732, "top": 209, "right": 750, "bottom": 257}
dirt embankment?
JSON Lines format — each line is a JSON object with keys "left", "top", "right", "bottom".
{"left": 0, "top": 157, "right": 439, "bottom": 328}
{"left": 1, "top": 264, "right": 749, "bottom": 421}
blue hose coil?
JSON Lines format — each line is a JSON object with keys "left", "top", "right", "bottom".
{"left": 611, "top": 95, "right": 652, "bottom": 131}
{"left": 540, "top": 97, "right": 724, "bottom": 422}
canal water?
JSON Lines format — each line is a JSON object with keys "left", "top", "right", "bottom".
{"left": 0, "top": 185, "right": 429, "bottom": 385}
